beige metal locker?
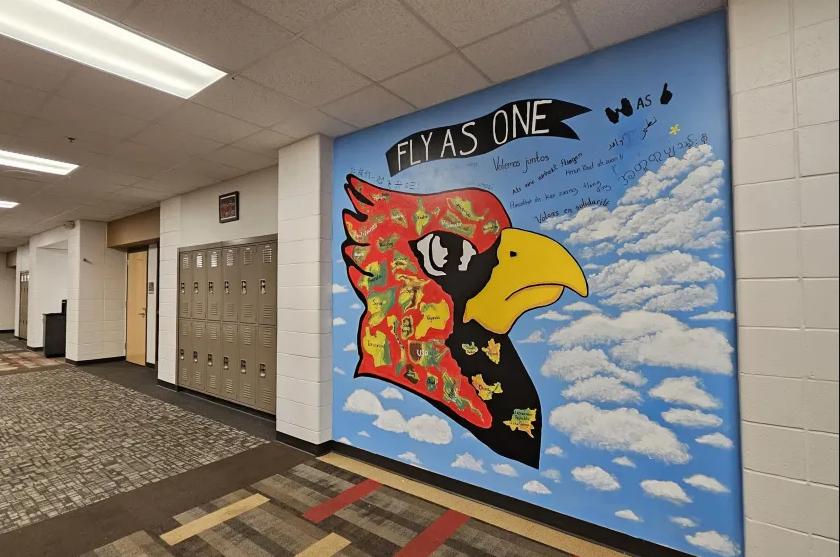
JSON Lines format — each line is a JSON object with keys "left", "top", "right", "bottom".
{"left": 221, "top": 322, "right": 239, "bottom": 401}
{"left": 238, "top": 323, "right": 257, "bottom": 407}
{"left": 207, "top": 248, "right": 222, "bottom": 321}
{"left": 206, "top": 321, "right": 221, "bottom": 395}
{"left": 258, "top": 243, "right": 277, "bottom": 326}
{"left": 192, "top": 251, "right": 207, "bottom": 321}
{"left": 18, "top": 272, "right": 29, "bottom": 340}
{"left": 222, "top": 247, "right": 239, "bottom": 322}
{"left": 179, "top": 252, "right": 192, "bottom": 319}
{"left": 191, "top": 320, "right": 207, "bottom": 392}
{"left": 178, "top": 319, "right": 191, "bottom": 388}
{"left": 240, "top": 245, "right": 258, "bottom": 324}
{"left": 257, "top": 326, "right": 277, "bottom": 413}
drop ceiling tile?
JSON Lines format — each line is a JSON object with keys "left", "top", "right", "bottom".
{"left": 83, "top": 152, "right": 173, "bottom": 178}
{"left": 17, "top": 118, "right": 120, "bottom": 156}
{"left": 36, "top": 96, "right": 150, "bottom": 139}
{"left": 462, "top": 9, "right": 589, "bottom": 83}
{"left": 382, "top": 53, "right": 490, "bottom": 108}
{"left": 0, "top": 79, "right": 49, "bottom": 116}
{"left": 0, "top": 176, "right": 49, "bottom": 202}
{"left": 56, "top": 68, "right": 184, "bottom": 122}
{"left": 149, "top": 168, "right": 218, "bottom": 191}
{"left": 0, "top": 110, "right": 28, "bottom": 135}
{"left": 322, "top": 85, "right": 414, "bottom": 128}
{"left": 58, "top": 166, "right": 144, "bottom": 189}
{"left": 570, "top": 0, "right": 724, "bottom": 49}
{"left": 304, "top": 0, "right": 450, "bottom": 80}
{"left": 0, "top": 36, "right": 79, "bottom": 93}
{"left": 70, "top": 0, "right": 136, "bottom": 20}
{"left": 405, "top": 0, "right": 562, "bottom": 47}
{"left": 109, "top": 141, "right": 190, "bottom": 169}
{"left": 130, "top": 124, "right": 224, "bottom": 157}
{"left": 0, "top": 134, "right": 80, "bottom": 182}
{"left": 233, "top": 129, "right": 296, "bottom": 156}
{"left": 272, "top": 108, "right": 357, "bottom": 138}
{"left": 123, "top": 0, "right": 294, "bottom": 71}
{"left": 111, "top": 186, "right": 172, "bottom": 201}
{"left": 173, "top": 158, "right": 244, "bottom": 181}
{"left": 236, "top": 0, "right": 353, "bottom": 33}
{"left": 243, "top": 40, "right": 369, "bottom": 106}
{"left": 157, "top": 103, "right": 261, "bottom": 144}
{"left": 193, "top": 77, "right": 305, "bottom": 126}
{"left": 203, "top": 145, "right": 276, "bottom": 172}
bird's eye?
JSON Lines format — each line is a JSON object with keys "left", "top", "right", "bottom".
{"left": 510, "top": 251, "right": 518, "bottom": 258}
{"left": 459, "top": 240, "right": 476, "bottom": 271}
{"left": 416, "top": 233, "right": 447, "bottom": 276}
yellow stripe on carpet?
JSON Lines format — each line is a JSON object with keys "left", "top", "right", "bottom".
{"left": 295, "top": 533, "right": 351, "bottom": 557}
{"left": 160, "top": 493, "right": 269, "bottom": 546}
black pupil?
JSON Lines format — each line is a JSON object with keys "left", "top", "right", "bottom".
{"left": 510, "top": 251, "right": 518, "bottom": 257}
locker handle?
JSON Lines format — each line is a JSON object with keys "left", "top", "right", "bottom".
{"left": 207, "top": 354, "right": 213, "bottom": 367}
{"left": 194, "top": 281, "right": 199, "bottom": 294}
{"left": 179, "top": 349, "right": 184, "bottom": 360}
{"left": 180, "top": 282, "right": 185, "bottom": 294}
{"left": 223, "top": 356, "right": 229, "bottom": 370}
{"left": 241, "top": 280, "right": 247, "bottom": 294}
{"left": 259, "top": 363, "right": 266, "bottom": 378}
{"left": 240, "top": 359, "right": 247, "bottom": 373}
{"left": 224, "top": 280, "right": 230, "bottom": 294}
{"left": 260, "top": 279, "right": 266, "bottom": 294}
{"left": 208, "top": 281, "right": 214, "bottom": 294}
{"left": 193, "top": 351, "right": 198, "bottom": 363}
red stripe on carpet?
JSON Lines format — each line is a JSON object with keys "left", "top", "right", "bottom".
{"left": 393, "top": 509, "right": 470, "bottom": 557}
{"left": 303, "top": 479, "right": 382, "bottom": 523}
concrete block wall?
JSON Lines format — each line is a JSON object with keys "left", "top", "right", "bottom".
{"left": 729, "top": 1, "right": 839, "bottom": 555}
{"left": 157, "top": 197, "right": 181, "bottom": 385}
{"left": 26, "top": 225, "right": 71, "bottom": 347}
{"left": 275, "top": 134, "right": 334, "bottom": 445}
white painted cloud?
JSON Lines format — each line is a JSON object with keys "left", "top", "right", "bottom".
{"left": 550, "top": 310, "right": 734, "bottom": 375}
{"left": 333, "top": 366, "right": 346, "bottom": 375}
{"left": 564, "top": 301, "right": 603, "bottom": 313}
{"left": 333, "top": 283, "right": 349, "bottom": 294}
{"left": 620, "top": 146, "right": 716, "bottom": 204}
{"left": 615, "top": 509, "right": 643, "bottom": 522}
{"left": 641, "top": 480, "right": 692, "bottom": 504}
{"left": 452, "top": 452, "right": 485, "bottom": 473}
{"left": 685, "top": 474, "right": 730, "bottom": 494}
{"left": 545, "top": 445, "right": 564, "bottom": 457}
{"left": 541, "top": 347, "right": 645, "bottom": 386}
{"left": 344, "top": 389, "right": 383, "bottom": 415}
{"left": 350, "top": 302, "right": 363, "bottom": 310}
{"left": 583, "top": 263, "right": 603, "bottom": 271}
{"left": 617, "top": 199, "right": 727, "bottom": 255}
{"left": 523, "top": 480, "right": 552, "bottom": 495}
{"left": 612, "top": 456, "right": 636, "bottom": 468}
{"left": 550, "top": 402, "right": 690, "bottom": 464}
{"left": 578, "top": 242, "right": 616, "bottom": 259}
{"left": 491, "top": 463, "right": 518, "bottom": 477}
{"left": 686, "top": 531, "right": 741, "bottom": 557}
{"left": 602, "top": 285, "right": 681, "bottom": 309}
{"left": 690, "top": 311, "right": 735, "bottom": 321}
{"left": 358, "top": 430, "right": 370, "bottom": 437}
{"left": 671, "top": 516, "right": 698, "bottom": 528}
{"left": 398, "top": 452, "right": 422, "bottom": 465}
{"left": 590, "top": 252, "right": 725, "bottom": 296}
{"left": 649, "top": 377, "right": 720, "bottom": 409}
{"left": 662, "top": 409, "right": 723, "bottom": 428}
{"left": 380, "top": 387, "right": 403, "bottom": 400}
{"left": 696, "top": 432, "right": 734, "bottom": 449}
{"left": 541, "top": 469, "right": 562, "bottom": 483}
{"left": 518, "top": 330, "right": 546, "bottom": 344}
{"left": 643, "top": 284, "right": 718, "bottom": 312}
{"left": 535, "top": 310, "right": 572, "bottom": 321}
{"left": 333, "top": 317, "right": 347, "bottom": 326}
{"left": 337, "top": 437, "right": 352, "bottom": 445}
{"left": 462, "top": 431, "right": 476, "bottom": 439}
{"left": 343, "top": 390, "right": 452, "bottom": 444}
{"left": 562, "top": 376, "right": 642, "bottom": 404}
{"left": 343, "top": 342, "right": 357, "bottom": 352}
{"left": 407, "top": 414, "right": 452, "bottom": 444}
{"left": 572, "top": 465, "right": 621, "bottom": 491}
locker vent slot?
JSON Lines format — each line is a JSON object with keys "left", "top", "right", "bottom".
{"left": 195, "top": 371, "right": 201, "bottom": 384}
{"left": 195, "top": 301, "right": 204, "bottom": 314}
{"left": 262, "top": 245, "right": 273, "bottom": 263}
{"left": 195, "top": 324, "right": 205, "bottom": 338}
{"left": 226, "top": 250, "right": 235, "bottom": 266}
{"left": 243, "top": 327, "right": 253, "bottom": 345}
{"left": 181, "top": 302, "right": 190, "bottom": 315}
{"left": 242, "top": 304, "right": 254, "bottom": 320}
{"left": 262, "top": 390, "right": 272, "bottom": 408}
{"left": 210, "top": 326, "right": 220, "bottom": 340}
{"left": 243, "top": 248, "right": 253, "bottom": 265}
{"left": 209, "top": 376, "right": 217, "bottom": 389}
{"left": 261, "top": 329, "right": 272, "bottom": 348}
{"left": 261, "top": 305, "right": 273, "bottom": 322}
{"left": 225, "top": 327, "right": 235, "bottom": 343}
{"left": 242, "top": 384, "right": 252, "bottom": 400}
{"left": 181, "top": 255, "right": 190, "bottom": 269}
{"left": 225, "top": 379, "right": 234, "bottom": 395}
{"left": 196, "top": 253, "right": 204, "bottom": 268}
{"left": 210, "top": 251, "right": 219, "bottom": 267}
{"left": 225, "top": 304, "right": 235, "bottom": 319}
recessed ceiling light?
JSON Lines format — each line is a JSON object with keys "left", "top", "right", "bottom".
{"left": 0, "top": 0, "right": 227, "bottom": 99}
{"left": 0, "top": 149, "right": 79, "bottom": 175}
{"left": 0, "top": 201, "right": 20, "bottom": 209}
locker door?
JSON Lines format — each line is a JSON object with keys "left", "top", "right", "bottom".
{"left": 221, "top": 323, "right": 239, "bottom": 401}
{"left": 206, "top": 321, "right": 221, "bottom": 395}
{"left": 222, "top": 247, "right": 240, "bottom": 322}
{"left": 191, "top": 321, "right": 207, "bottom": 391}
{"left": 258, "top": 243, "right": 277, "bottom": 326}
{"left": 206, "top": 248, "right": 222, "bottom": 321}
{"left": 179, "top": 252, "right": 192, "bottom": 319}
{"left": 238, "top": 324, "right": 257, "bottom": 407}
{"left": 257, "top": 326, "right": 277, "bottom": 414}
{"left": 178, "top": 319, "right": 191, "bottom": 388}
{"left": 240, "top": 245, "right": 257, "bottom": 324}
{"left": 192, "top": 251, "right": 207, "bottom": 320}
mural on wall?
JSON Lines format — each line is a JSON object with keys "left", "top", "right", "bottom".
{"left": 332, "top": 13, "right": 741, "bottom": 557}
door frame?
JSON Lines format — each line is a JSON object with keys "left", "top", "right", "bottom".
{"left": 126, "top": 247, "right": 148, "bottom": 366}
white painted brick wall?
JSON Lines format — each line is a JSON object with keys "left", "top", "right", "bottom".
{"left": 157, "top": 197, "right": 181, "bottom": 385}
{"left": 276, "top": 134, "right": 333, "bottom": 445}
{"left": 730, "top": 1, "right": 839, "bottom": 555}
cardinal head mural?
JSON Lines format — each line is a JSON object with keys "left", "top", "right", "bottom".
{"left": 341, "top": 175, "right": 588, "bottom": 468}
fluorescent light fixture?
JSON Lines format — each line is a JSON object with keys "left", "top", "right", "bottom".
{"left": 0, "top": 201, "right": 20, "bottom": 209}
{"left": 0, "top": 149, "right": 79, "bottom": 175}
{"left": 0, "top": 0, "right": 227, "bottom": 99}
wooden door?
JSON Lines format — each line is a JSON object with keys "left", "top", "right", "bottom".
{"left": 126, "top": 251, "right": 148, "bottom": 366}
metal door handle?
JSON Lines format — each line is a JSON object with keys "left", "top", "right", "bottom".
{"left": 139, "top": 310, "right": 146, "bottom": 317}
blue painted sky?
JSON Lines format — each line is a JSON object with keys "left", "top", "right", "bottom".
{"left": 331, "top": 13, "right": 742, "bottom": 557}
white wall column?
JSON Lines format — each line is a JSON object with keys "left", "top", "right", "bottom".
{"left": 276, "top": 134, "right": 334, "bottom": 446}
{"left": 157, "top": 197, "right": 181, "bottom": 384}
{"left": 729, "top": 1, "right": 839, "bottom": 555}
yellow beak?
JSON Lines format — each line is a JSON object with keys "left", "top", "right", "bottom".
{"left": 463, "top": 228, "right": 588, "bottom": 334}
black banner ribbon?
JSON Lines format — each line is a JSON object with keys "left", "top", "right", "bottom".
{"left": 385, "top": 99, "right": 590, "bottom": 176}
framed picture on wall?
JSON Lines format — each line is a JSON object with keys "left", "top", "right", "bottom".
{"left": 218, "top": 191, "right": 239, "bottom": 223}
